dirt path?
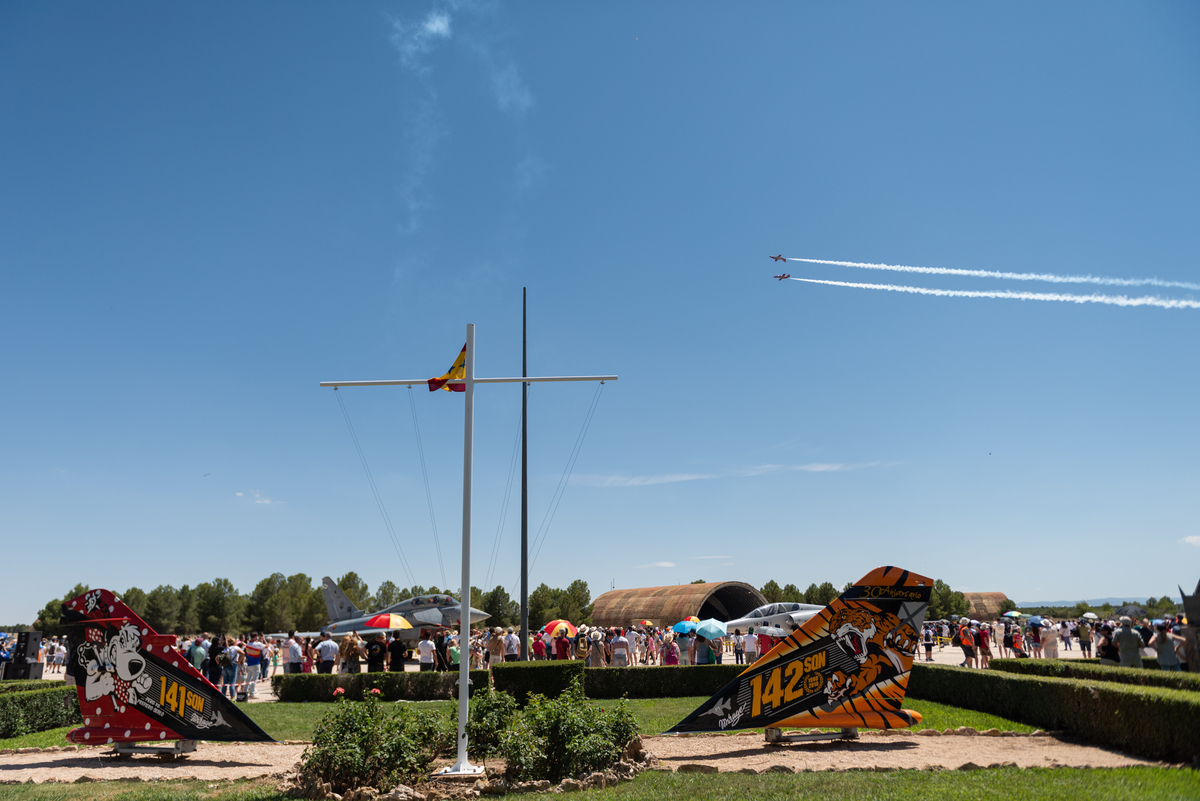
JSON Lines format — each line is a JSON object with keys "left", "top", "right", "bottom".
{"left": 644, "top": 731, "right": 1164, "bottom": 772}
{"left": 0, "top": 742, "right": 306, "bottom": 784}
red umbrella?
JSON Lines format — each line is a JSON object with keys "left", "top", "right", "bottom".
{"left": 542, "top": 619, "right": 578, "bottom": 637}
{"left": 363, "top": 613, "right": 412, "bottom": 630}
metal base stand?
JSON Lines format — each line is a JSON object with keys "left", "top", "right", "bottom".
{"left": 765, "top": 727, "right": 858, "bottom": 744}
{"left": 434, "top": 761, "right": 486, "bottom": 780}
{"left": 110, "top": 739, "right": 198, "bottom": 760}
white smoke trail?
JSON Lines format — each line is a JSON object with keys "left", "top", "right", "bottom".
{"left": 784, "top": 257, "right": 1200, "bottom": 291}
{"left": 790, "top": 278, "right": 1200, "bottom": 310}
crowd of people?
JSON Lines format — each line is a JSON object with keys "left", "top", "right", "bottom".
{"left": 923, "top": 612, "right": 1191, "bottom": 671}
{"left": 3, "top": 609, "right": 1191, "bottom": 697}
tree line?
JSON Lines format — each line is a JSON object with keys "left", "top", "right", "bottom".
{"left": 30, "top": 573, "right": 595, "bottom": 638}
{"left": 29, "top": 571, "right": 991, "bottom": 638}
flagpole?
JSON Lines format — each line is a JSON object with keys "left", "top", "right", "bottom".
{"left": 445, "top": 323, "right": 482, "bottom": 776}
{"left": 520, "top": 288, "right": 529, "bottom": 661}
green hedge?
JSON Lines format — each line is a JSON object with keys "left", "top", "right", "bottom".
{"left": 0, "top": 680, "right": 58, "bottom": 696}
{"left": 492, "top": 661, "right": 748, "bottom": 703}
{"left": 990, "top": 658, "right": 1200, "bottom": 692}
{"left": 908, "top": 663, "right": 1200, "bottom": 763}
{"left": 0, "top": 687, "right": 81, "bottom": 738}
{"left": 492, "top": 661, "right": 583, "bottom": 705}
{"left": 585, "top": 665, "right": 744, "bottom": 699}
{"left": 272, "top": 670, "right": 490, "bottom": 703}
{"left": 1075, "top": 656, "right": 1162, "bottom": 670}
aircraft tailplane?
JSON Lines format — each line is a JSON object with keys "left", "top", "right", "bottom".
{"left": 322, "top": 576, "right": 362, "bottom": 623}
{"left": 668, "top": 566, "right": 932, "bottom": 734}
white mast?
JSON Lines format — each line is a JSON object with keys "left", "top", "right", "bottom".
{"left": 322, "top": 322, "right": 615, "bottom": 777}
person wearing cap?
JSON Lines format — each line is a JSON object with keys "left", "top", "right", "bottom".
{"left": 366, "top": 631, "right": 388, "bottom": 673}
{"left": 1114, "top": 616, "right": 1143, "bottom": 668}
{"left": 503, "top": 627, "right": 520, "bottom": 663}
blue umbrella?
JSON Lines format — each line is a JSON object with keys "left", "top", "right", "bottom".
{"left": 672, "top": 620, "right": 698, "bottom": 634}
{"left": 696, "top": 619, "right": 726, "bottom": 640}
{"left": 1027, "top": 615, "right": 1046, "bottom": 628}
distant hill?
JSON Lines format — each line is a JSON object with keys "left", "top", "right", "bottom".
{"left": 1017, "top": 596, "right": 1180, "bottom": 608}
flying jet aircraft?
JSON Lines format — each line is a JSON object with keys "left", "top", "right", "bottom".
{"left": 285, "top": 577, "right": 490, "bottom": 644}
{"left": 771, "top": 255, "right": 787, "bottom": 262}
{"left": 670, "top": 566, "right": 932, "bottom": 734}
{"left": 723, "top": 601, "right": 824, "bottom": 635}
{"left": 773, "top": 273, "right": 791, "bottom": 281}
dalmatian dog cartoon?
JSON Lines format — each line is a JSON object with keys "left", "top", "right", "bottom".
{"left": 78, "top": 623, "right": 154, "bottom": 706}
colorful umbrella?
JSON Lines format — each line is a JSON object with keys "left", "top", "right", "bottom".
{"left": 684, "top": 616, "right": 700, "bottom": 623}
{"left": 634, "top": 620, "right": 653, "bottom": 627}
{"left": 672, "top": 620, "right": 698, "bottom": 634}
{"left": 363, "top": 613, "right": 413, "bottom": 630}
{"left": 695, "top": 619, "right": 726, "bottom": 640}
{"left": 1002, "top": 611, "right": 1022, "bottom": 618}
{"left": 543, "top": 619, "right": 577, "bottom": 637}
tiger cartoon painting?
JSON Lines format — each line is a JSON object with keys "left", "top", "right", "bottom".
{"left": 669, "top": 566, "right": 932, "bottom": 735}
{"left": 824, "top": 604, "right": 920, "bottom": 704}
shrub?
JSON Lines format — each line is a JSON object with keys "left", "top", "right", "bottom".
{"left": 272, "top": 670, "right": 489, "bottom": 703}
{"left": 499, "top": 675, "right": 638, "bottom": 783}
{"left": 585, "top": 664, "right": 744, "bottom": 699}
{"left": 0, "top": 687, "right": 81, "bottom": 738}
{"left": 0, "top": 680, "right": 57, "bottom": 696}
{"left": 990, "top": 658, "right": 1200, "bottom": 692}
{"left": 492, "top": 661, "right": 583, "bottom": 706}
{"left": 299, "top": 697, "right": 454, "bottom": 794}
{"left": 466, "top": 687, "right": 518, "bottom": 759}
{"left": 908, "top": 663, "right": 1200, "bottom": 763}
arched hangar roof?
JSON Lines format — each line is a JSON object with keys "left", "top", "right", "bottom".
{"left": 591, "top": 582, "right": 766, "bottom": 627}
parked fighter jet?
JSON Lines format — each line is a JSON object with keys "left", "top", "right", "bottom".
{"left": 305, "top": 576, "right": 490, "bottom": 644}
{"left": 723, "top": 601, "right": 824, "bottom": 635}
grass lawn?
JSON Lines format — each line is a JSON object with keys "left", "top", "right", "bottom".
{"left": 0, "top": 695, "right": 1032, "bottom": 751}
{"left": 0, "top": 767, "right": 1195, "bottom": 801}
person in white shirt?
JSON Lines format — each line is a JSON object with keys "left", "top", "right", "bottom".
{"left": 281, "top": 632, "right": 296, "bottom": 674}
{"left": 742, "top": 629, "right": 758, "bottom": 663}
{"left": 416, "top": 633, "right": 437, "bottom": 672}
{"left": 503, "top": 628, "right": 520, "bottom": 662}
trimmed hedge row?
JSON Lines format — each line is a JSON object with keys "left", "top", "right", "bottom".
{"left": 491, "top": 661, "right": 746, "bottom": 704}
{"left": 0, "top": 679, "right": 57, "bottom": 696}
{"left": 907, "top": 662, "right": 1200, "bottom": 763}
{"left": 990, "top": 658, "right": 1200, "bottom": 692}
{"left": 271, "top": 670, "right": 490, "bottom": 703}
{"left": 492, "top": 661, "right": 582, "bottom": 705}
{"left": 585, "top": 665, "right": 743, "bottom": 699}
{"left": 1076, "top": 656, "right": 1162, "bottom": 670}
{"left": 0, "top": 687, "right": 81, "bottom": 738}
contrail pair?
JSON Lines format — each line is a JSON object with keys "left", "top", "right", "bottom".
{"left": 778, "top": 256, "right": 1200, "bottom": 310}
{"left": 784, "top": 256, "right": 1200, "bottom": 291}
{"left": 790, "top": 278, "right": 1200, "bottom": 310}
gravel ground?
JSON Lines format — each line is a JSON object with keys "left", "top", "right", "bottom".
{"left": 644, "top": 730, "right": 1165, "bottom": 773}
{"left": 0, "top": 742, "right": 306, "bottom": 784}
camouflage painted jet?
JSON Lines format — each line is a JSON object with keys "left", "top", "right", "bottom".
{"left": 308, "top": 576, "right": 490, "bottom": 644}
{"left": 670, "top": 566, "right": 931, "bottom": 734}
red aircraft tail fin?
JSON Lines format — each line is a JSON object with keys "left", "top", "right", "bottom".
{"left": 61, "top": 589, "right": 272, "bottom": 745}
{"left": 668, "top": 566, "right": 932, "bottom": 733}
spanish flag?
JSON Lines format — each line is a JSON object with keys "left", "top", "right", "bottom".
{"left": 428, "top": 345, "right": 466, "bottom": 392}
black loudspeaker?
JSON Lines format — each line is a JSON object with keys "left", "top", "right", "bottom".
{"left": 3, "top": 631, "right": 44, "bottom": 680}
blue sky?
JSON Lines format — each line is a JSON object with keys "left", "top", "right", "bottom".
{"left": 3, "top": 3, "right": 1199, "bottom": 623}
